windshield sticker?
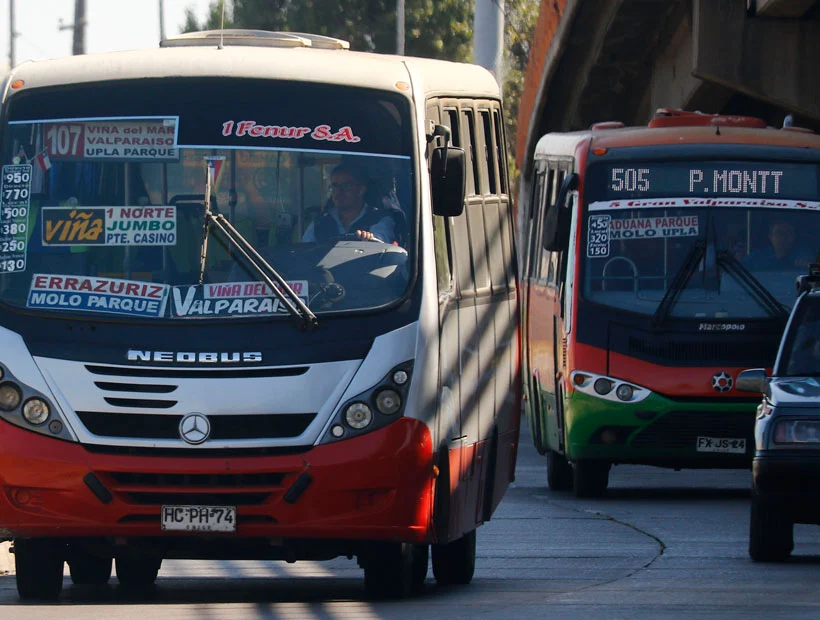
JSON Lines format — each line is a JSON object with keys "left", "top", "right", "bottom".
{"left": 609, "top": 216, "right": 699, "bottom": 240}
{"left": 587, "top": 214, "right": 610, "bottom": 258}
{"left": 42, "top": 206, "right": 177, "bottom": 246}
{"left": 222, "top": 121, "right": 361, "bottom": 144}
{"left": 172, "top": 281, "right": 309, "bottom": 318}
{"left": 589, "top": 197, "right": 820, "bottom": 212}
{"left": 44, "top": 119, "right": 178, "bottom": 161}
{"left": 27, "top": 274, "right": 169, "bottom": 317}
{"left": 0, "top": 164, "right": 32, "bottom": 273}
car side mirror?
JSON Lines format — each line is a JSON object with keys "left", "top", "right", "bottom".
{"left": 431, "top": 146, "right": 466, "bottom": 217}
{"left": 542, "top": 172, "right": 578, "bottom": 251}
{"left": 736, "top": 368, "right": 769, "bottom": 393}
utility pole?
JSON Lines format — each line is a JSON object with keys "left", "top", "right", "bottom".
{"left": 474, "top": 0, "right": 505, "bottom": 78}
{"left": 159, "top": 0, "right": 166, "bottom": 42}
{"left": 9, "top": 0, "right": 18, "bottom": 67}
{"left": 58, "top": 0, "right": 87, "bottom": 56}
{"left": 396, "top": 0, "right": 405, "bottom": 55}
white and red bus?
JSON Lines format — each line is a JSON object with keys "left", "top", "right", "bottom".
{"left": 0, "top": 30, "right": 520, "bottom": 599}
{"left": 520, "top": 109, "right": 820, "bottom": 497}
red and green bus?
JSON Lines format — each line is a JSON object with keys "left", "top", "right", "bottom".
{"left": 520, "top": 109, "right": 820, "bottom": 496}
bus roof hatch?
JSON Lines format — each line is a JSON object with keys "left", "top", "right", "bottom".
{"left": 648, "top": 108, "right": 767, "bottom": 129}
{"left": 160, "top": 29, "right": 351, "bottom": 51}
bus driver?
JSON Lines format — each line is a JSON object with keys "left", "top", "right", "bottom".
{"left": 301, "top": 163, "right": 398, "bottom": 244}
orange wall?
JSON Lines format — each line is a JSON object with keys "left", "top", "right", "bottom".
{"left": 516, "top": 0, "right": 568, "bottom": 167}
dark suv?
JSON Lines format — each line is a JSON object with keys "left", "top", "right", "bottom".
{"left": 737, "top": 267, "right": 820, "bottom": 562}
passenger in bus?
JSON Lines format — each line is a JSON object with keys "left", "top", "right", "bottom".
{"left": 743, "top": 219, "right": 813, "bottom": 270}
{"left": 301, "top": 163, "right": 399, "bottom": 245}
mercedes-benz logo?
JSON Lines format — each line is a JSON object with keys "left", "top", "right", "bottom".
{"left": 179, "top": 413, "right": 211, "bottom": 445}
{"left": 711, "top": 372, "right": 734, "bottom": 393}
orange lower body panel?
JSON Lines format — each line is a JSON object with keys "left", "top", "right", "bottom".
{"left": 0, "top": 418, "right": 435, "bottom": 544}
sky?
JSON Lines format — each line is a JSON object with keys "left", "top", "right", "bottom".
{"left": 1, "top": 0, "right": 215, "bottom": 70}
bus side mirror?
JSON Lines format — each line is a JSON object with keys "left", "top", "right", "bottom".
{"left": 431, "top": 146, "right": 466, "bottom": 217}
{"left": 542, "top": 172, "right": 578, "bottom": 251}
{"left": 736, "top": 368, "right": 768, "bottom": 393}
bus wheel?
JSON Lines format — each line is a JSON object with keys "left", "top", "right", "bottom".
{"left": 68, "top": 551, "right": 112, "bottom": 585}
{"left": 432, "top": 529, "right": 476, "bottom": 586}
{"left": 14, "top": 538, "right": 65, "bottom": 601}
{"left": 547, "top": 449, "right": 573, "bottom": 491}
{"left": 573, "top": 460, "right": 610, "bottom": 498}
{"left": 115, "top": 556, "right": 162, "bottom": 587}
{"left": 363, "top": 543, "right": 428, "bottom": 599}
{"left": 749, "top": 495, "right": 793, "bottom": 562}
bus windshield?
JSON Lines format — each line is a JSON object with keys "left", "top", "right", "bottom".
{"left": 0, "top": 78, "right": 415, "bottom": 321}
{"left": 581, "top": 160, "right": 820, "bottom": 321}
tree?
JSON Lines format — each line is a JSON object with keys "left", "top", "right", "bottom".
{"left": 503, "top": 0, "right": 540, "bottom": 192}
{"left": 184, "top": 0, "right": 471, "bottom": 60}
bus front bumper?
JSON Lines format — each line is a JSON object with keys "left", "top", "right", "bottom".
{"left": 563, "top": 391, "right": 757, "bottom": 467}
{"left": 0, "top": 417, "right": 435, "bottom": 545}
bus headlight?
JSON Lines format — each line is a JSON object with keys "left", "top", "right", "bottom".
{"left": 345, "top": 402, "right": 373, "bottom": 429}
{"left": 570, "top": 370, "right": 651, "bottom": 404}
{"left": 392, "top": 370, "right": 409, "bottom": 385}
{"left": 594, "top": 378, "right": 613, "bottom": 395}
{"left": 22, "top": 398, "right": 50, "bottom": 425}
{"left": 616, "top": 384, "right": 634, "bottom": 401}
{"left": 0, "top": 382, "right": 22, "bottom": 411}
{"left": 319, "top": 361, "right": 414, "bottom": 445}
{"left": 375, "top": 389, "right": 402, "bottom": 415}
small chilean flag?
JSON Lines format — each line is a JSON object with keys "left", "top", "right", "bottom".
{"left": 34, "top": 151, "right": 52, "bottom": 172}
{"left": 204, "top": 155, "right": 226, "bottom": 188}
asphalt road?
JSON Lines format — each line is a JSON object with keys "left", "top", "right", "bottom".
{"left": 2, "top": 426, "right": 820, "bottom": 619}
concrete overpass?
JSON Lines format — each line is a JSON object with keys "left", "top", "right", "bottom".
{"left": 516, "top": 0, "right": 820, "bottom": 192}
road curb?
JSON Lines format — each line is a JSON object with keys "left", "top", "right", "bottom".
{"left": 0, "top": 542, "right": 12, "bottom": 575}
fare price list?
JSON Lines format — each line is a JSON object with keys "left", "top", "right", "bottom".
{"left": 587, "top": 214, "right": 611, "bottom": 258}
{"left": 0, "top": 164, "right": 32, "bottom": 273}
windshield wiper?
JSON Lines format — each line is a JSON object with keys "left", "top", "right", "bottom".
{"left": 651, "top": 240, "right": 705, "bottom": 327}
{"left": 197, "top": 161, "right": 318, "bottom": 331}
{"left": 716, "top": 251, "right": 790, "bottom": 320}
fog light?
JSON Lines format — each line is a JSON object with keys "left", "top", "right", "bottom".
{"left": 616, "top": 384, "right": 634, "bottom": 401}
{"left": 344, "top": 402, "right": 373, "bottom": 429}
{"left": 0, "top": 382, "right": 22, "bottom": 411}
{"left": 593, "top": 378, "right": 613, "bottom": 395}
{"left": 392, "top": 370, "right": 408, "bottom": 385}
{"left": 22, "top": 398, "right": 50, "bottom": 425}
{"left": 331, "top": 424, "right": 345, "bottom": 438}
{"left": 48, "top": 420, "right": 63, "bottom": 434}
{"left": 375, "top": 389, "right": 402, "bottom": 415}
{"left": 601, "top": 429, "right": 618, "bottom": 444}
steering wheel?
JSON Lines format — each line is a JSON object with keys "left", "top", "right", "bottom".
{"left": 309, "top": 281, "right": 346, "bottom": 309}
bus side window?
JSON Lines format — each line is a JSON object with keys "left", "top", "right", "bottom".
{"left": 528, "top": 166, "right": 546, "bottom": 280}
{"left": 539, "top": 168, "right": 557, "bottom": 281}
{"left": 427, "top": 103, "right": 454, "bottom": 295}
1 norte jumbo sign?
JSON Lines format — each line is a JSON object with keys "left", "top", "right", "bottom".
{"left": 42, "top": 206, "right": 177, "bottom": 246}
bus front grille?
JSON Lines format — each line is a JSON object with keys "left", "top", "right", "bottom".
{"left": 627, "top": 336, "right": 779, "bottom": 365}
{"left": 77, "top": 411, "right": 316, "bottom": 440}
{"left": 95, "top": 470, "right": 293, "bottom": 507}
{"left": 630, "top": 410, "right": 755, "bottom": 450}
